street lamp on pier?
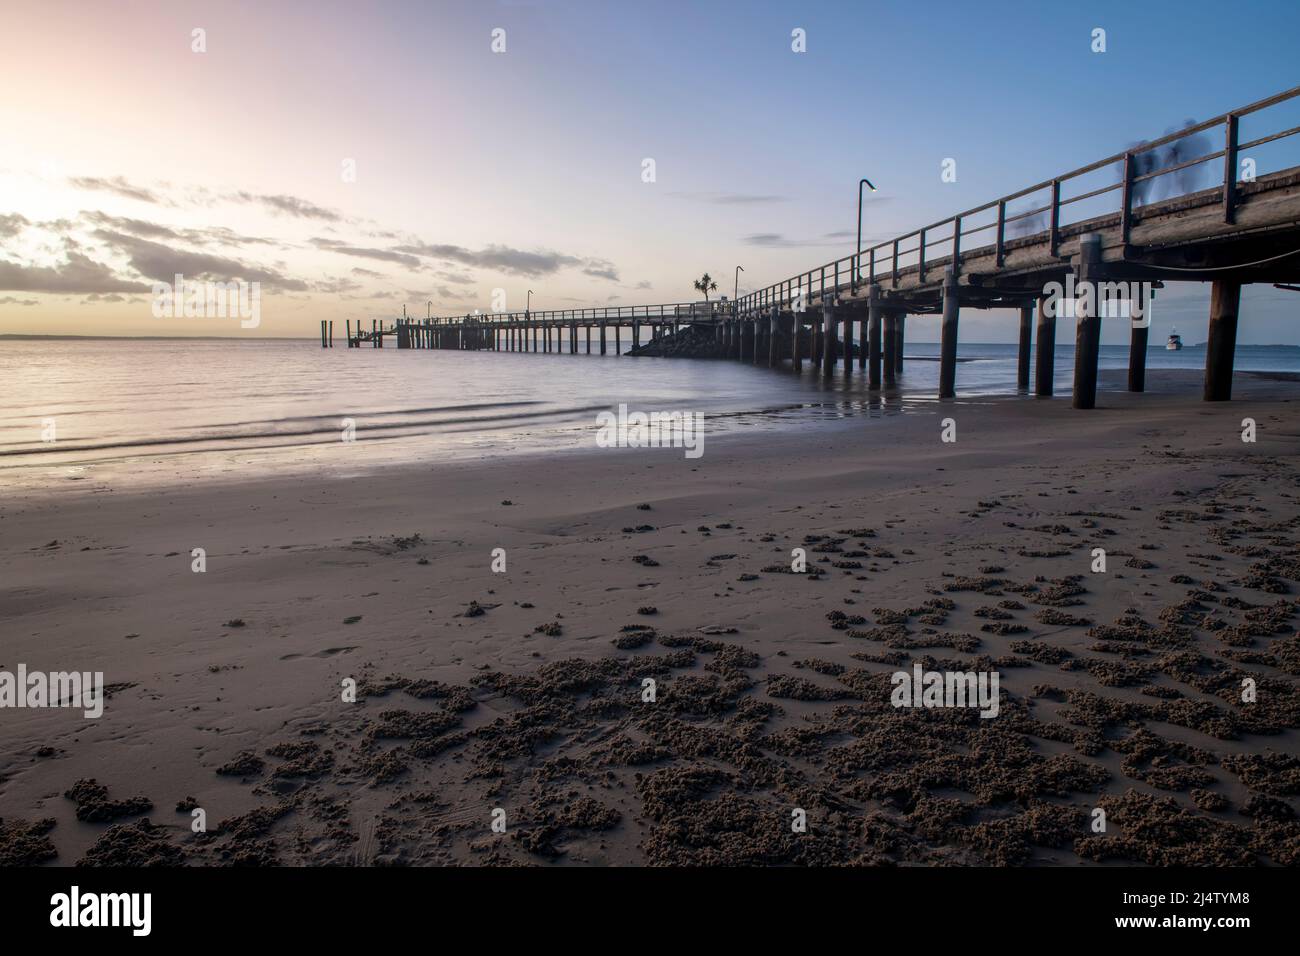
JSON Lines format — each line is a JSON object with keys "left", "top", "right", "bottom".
{"left": 855, "top": 177, "right": 877, "bottom": 292}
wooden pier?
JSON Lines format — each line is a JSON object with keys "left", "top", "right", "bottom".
{"left": 325, "top": 302, "right": 734, "bottom": 353}
{"left": 331, "top": 85, "right": 1300, "bottom": 408}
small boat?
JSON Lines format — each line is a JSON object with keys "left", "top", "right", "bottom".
{"left": 1166, "top": 328, "right": 1183, "bottom": 351}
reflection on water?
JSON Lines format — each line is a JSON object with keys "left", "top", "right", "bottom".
{"left": 1, "top": 338, "right": 1295, "bottom": 492}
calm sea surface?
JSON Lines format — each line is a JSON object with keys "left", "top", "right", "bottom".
{"left": 2, "top": 338, "right": 1297, "bottom": 492}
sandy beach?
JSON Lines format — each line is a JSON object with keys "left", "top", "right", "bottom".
{"left": 2, "top": 369, "right": 1298, "bottom": 866}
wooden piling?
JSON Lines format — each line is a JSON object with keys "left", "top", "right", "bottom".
{"left": 1072, "top": 234, "right": 1102, "bottom": 410}
{"left": 842, "top": 309, "right": 853, "bottom": 375}
{"left": 599, "top": 323, "right": 607, "bottom": 355}
{"left": 822, "top": 301, "right": 836, "bottom": 377}
{"left": 768, "top": 307, "right": 778, "bottom": 367}
{"left": 1128, "top": 312, "right": 1149, "bottom": 392}
{"left": 867, "top": 285, "right": 882, "bottom": 390}
{"left": 1035, "top": 296, "right": 1055, "bottom": 396}
{"left": 857, "top": 310, "right": 868, "bottom": 370}
{"left": 792, "top": 313, "right": 802, "bottom": 372}
{"left": 1017, "top": 303, "right": 1033, "bottom": 390}
{"left": 883, "top": 312, "right": 897, "bottom": 388}
{"left": 939, "top": 269, "right": 959, "bottom": 399}
{"left": 894, "top": 315, "right": 905, "bottom": 374}
{"left": 1204, "top": 279, "right": 1241, "bottom": 401}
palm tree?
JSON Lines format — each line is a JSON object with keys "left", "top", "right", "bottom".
{"left": 692, "top": 272, "right": 718, "bottom": 302}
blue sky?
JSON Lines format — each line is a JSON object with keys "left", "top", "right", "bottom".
{"left": 2, "top": 0, "right": 1297, "bottom": 342}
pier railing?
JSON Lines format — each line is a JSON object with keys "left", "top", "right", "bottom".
{"left": 735, "top": 84, "right": 1300, "bottom": 315}
{"left": 395, "top": 300, "right": 735, "bottom": 327}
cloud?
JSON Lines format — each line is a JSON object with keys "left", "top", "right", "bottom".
{"left": 80, "top": 211, "right": 278, "bottom": 250}
{"left": 0, "top": 213, "right": 30, "bottom": 238}
{"left": 234, "top": 192, "right": 343, "bottom": 222}
{"left": 405, "top": 286, "right": 474, "bottom": 302}
{"left": 0, "top": 295, "right": 38, "bottom": 306}
{"left": 582, "top": 261, "right": 620, "bottom": 281}
{"left": 350, "top": 267, "right": 386, "bottom": 278}
{"left": 67, "top": 176, "right": 163, "bottom": 204}
{"left": 91, "top": 229, "right": 308, "bottom": 291}
{"left": 670, "top": 192, "right": 788, "bottom": 205}
{"left": 741, "top": 232, "right": 849, "bottom": 248}
{"left": 310, "top": 238, "right": 422, "bottom": 268}
{"left": 394, "top": 241, "right": 618, "bottom": 280}
{"left": 0, "top": 251, "right": 150, "bottom": 294}
{"left": 313, "top": 277, "right": 363, "bottom": 295}
{"left": 635, "top": 280, "right": 652, "bottom": 289}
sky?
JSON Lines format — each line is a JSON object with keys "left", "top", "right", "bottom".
{"left": 1, "top": 0, "right": 1298, "bottom": 343}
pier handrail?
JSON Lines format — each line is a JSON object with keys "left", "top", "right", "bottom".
{"left": 379, "top": 299, "right": 737, "bottom": 327}
{"left": 735, "top": 83, "right": 1300, "bottom": 314}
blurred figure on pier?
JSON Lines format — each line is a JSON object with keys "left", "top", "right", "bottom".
{"left": 1166, "top": 119, "right": 1211, "bottom": 197}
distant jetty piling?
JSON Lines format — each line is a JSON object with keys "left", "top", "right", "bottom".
{"left": 334, "top": 86, "right": 1300, "bottom": 408}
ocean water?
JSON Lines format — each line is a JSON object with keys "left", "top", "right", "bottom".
{"left": 2, "top": 338, "right": 1297, "bottom": 492}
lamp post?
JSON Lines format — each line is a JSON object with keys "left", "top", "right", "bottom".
{"left": 855, "top": 177, "right": 877, "bottom": 292}
{"left": 527, "top": 289, "right": 533, "bottom": 318}
{"left": 734, "top": 265, "right": 743, "bottom": 315}
{"left": 426, "top": 300, "right": 431, "bottom": 320}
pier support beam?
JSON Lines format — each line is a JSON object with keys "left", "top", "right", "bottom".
{"left": 792, "top": 314, "right": 802, "bottom": 372}
{"left": 858, "top": 310, "right": 868, "bottom": 370}
{"left": 1017, "top": 303, "right": 1033, "bottom": 391}
{"left": 1128, "top": 315, "right": 1149, "bottom": 392}
{"left": 1035, "top": 296, "right": 1055, "bottom": 396}
{"left": 821, "top": 301, "right": 837, "bottom": 377}
{"left": 768, "top": 307, "right": 779, "bottom": 367}
{"left": 615, "top": 324, "right": 621, "bottom": 356}
{"left": 939, "top": 269, "right": 959, "bottom": 399}
{"left": 867, "top": 285, "right": 882, "bottom": 391}
{"left": 599, "top": 324, "right": 607, "bottom": 355}
{"left": 1072, "top": 234, "right": 1102, "bottom": 410}
{"left": 894, "top": 315, "right": 905, "bottom": 374}
{"left": 841, "top": 310, "right": 852, "bottom": 375}
{"left": 1204, "top": 279, "right": 1241, "bottom": 401}
{"left": 883, "top": 312, "right": 897, "bottom": 388}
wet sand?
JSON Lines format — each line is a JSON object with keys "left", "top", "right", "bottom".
{"left": 2, "top": 369, "right": 1298, "bottom": 866}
